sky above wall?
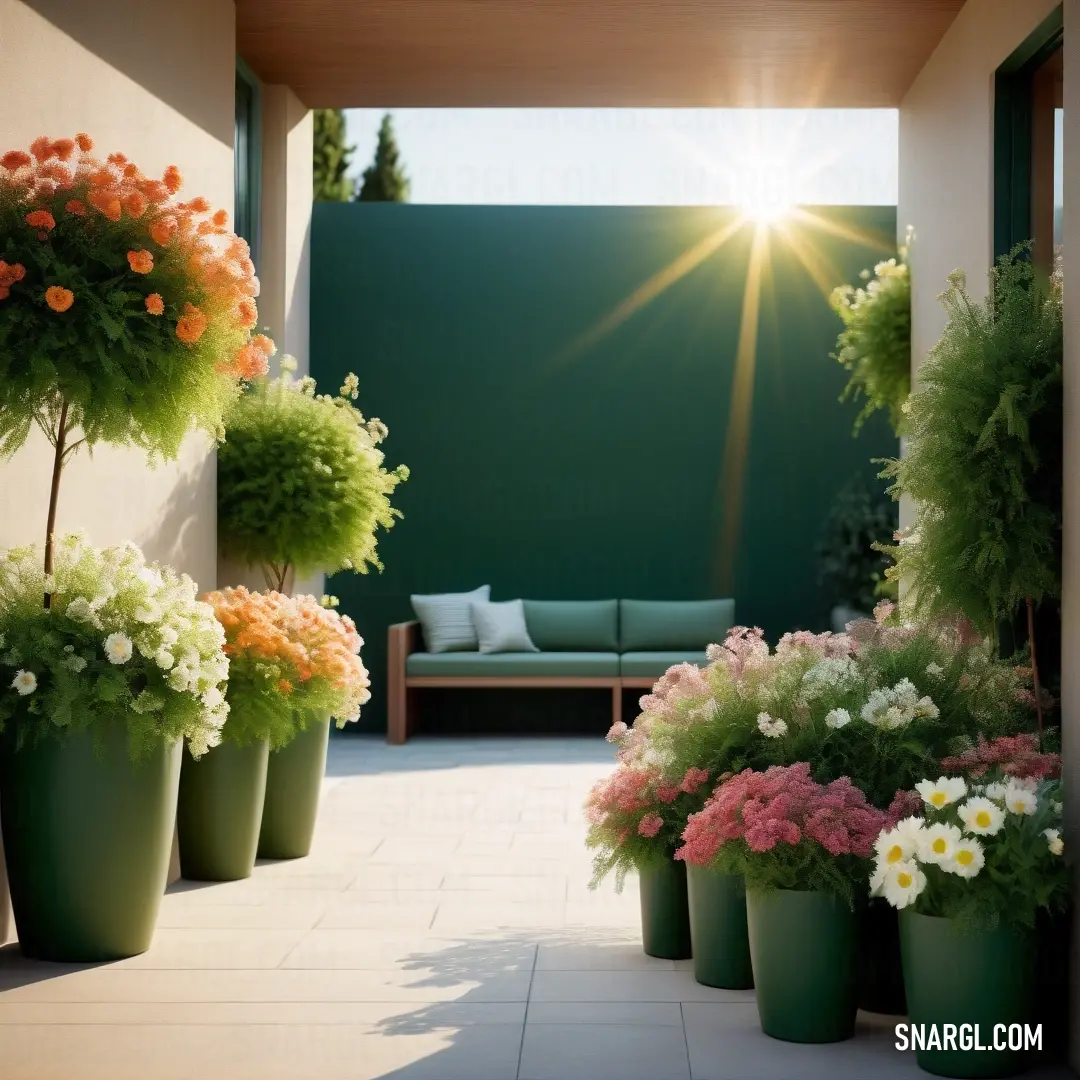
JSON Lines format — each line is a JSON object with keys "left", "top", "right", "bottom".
{"left": 344, "top": 109, "right": 899, "bottom": 206}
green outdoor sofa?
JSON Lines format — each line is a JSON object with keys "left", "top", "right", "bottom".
{"left": 387, "top": 597, "right": 734, "bottom": 743}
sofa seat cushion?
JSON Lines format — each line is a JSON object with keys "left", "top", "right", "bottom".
{"left": 522, "top": 600, "right": 619, "bottom": 651}
{"left": 619, "top": 599, "right": 735, "bottom": 651}
{"left": 407, "top": 651, "right": 620, "bottom": 678}
{"left": 620, "top": 651, "right": 710, "bottom": 677}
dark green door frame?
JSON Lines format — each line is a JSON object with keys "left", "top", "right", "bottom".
{"left": 993, "top": 6, "right": 1063, "bottom": 259}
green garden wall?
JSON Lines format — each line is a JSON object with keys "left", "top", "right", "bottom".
{"left": 311, "top": 204, "right": 898, "bottom": 734}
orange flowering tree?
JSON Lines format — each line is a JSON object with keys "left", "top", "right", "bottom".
{"left": 204, "top": 586, "right": 371, "bottom": 748}
{"left": 0, "top": 134, "right": 274, "bottom": 587}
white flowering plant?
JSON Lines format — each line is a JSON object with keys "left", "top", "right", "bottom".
{"left": 0, "top": 534, "right": 229, "bottom": 759}
{"left": 870, "top": 774, "right": 1068, "bottom": 932}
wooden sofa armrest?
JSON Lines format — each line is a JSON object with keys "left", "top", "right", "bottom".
{"left": 387, "top": 621, "right": 421, "bottom": 744}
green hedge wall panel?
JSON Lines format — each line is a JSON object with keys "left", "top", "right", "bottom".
{"left": 311, "top": 205, "right": 898, "bottom": 733}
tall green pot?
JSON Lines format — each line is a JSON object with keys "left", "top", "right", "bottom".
{"left": 900, "top": 910, "right": 1035, "bottom": 1078}
{"left": 257, "top": 713, "right": 331, "bottom": 860}
{"left": 686, "top": 864, "right": 753, "bottom": 989}
{"left": 178, "top": 738, "right": 269, "bottom": 881}
{"left": 746, "top": 888, "right": 858, "bottom": 1043}
{"left": 0, "top": 723, "right": 181, "bottom": 961}
{"left": 638, "top": 858, "right": 691, "bottom": 960}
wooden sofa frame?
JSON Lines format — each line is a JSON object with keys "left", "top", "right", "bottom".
{"left": 387, "top": 621, "right": 657, "bottom": 744}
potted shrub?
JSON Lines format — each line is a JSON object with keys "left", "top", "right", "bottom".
{"left": 678, "top": 762, "right": 887, "bottom": 1043}
{"left": 177, "top": 588, "right": 308, "bottom": 881}
{"left": 0, "top": 535, "right": 229, "bottom": 960}
{"left": 255, "top": 593, "right": 371, "bottom": 859}
{"left": 0, "top": 134, "right": 270, "bottom": 958}
{"left": 217, "top": 363, "right": 408, "bottom": 593}
{"left": 872, "top": 770, "right": 1067, "bottom": 1079}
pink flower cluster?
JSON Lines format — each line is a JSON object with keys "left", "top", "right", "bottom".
{"left": 775, "top": 629, "right": 853, "bottom": 659}
{"left": 941, "top": 734, "right": 1061, "bottom": 781}
{"left": 676, "top": 763, "right": 887, "bottom": 867}
{"left": 704, "top": 626, "right": 769, "bottom": 680}
{"left": 638, "top": 662, "right": 711, "bottom": 715}
{"left": 585, "top": 764, "right": 711, "bottom": 846}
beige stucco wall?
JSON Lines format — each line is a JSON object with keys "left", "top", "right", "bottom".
{"left": 901, "top": 0, "right": 1080, "bottom": 1062}
{"left": 0, "top": 0, "right": 238, "bottom": 589}
{"left": 898, "top": 0, "right": 1059, "bottom": 365}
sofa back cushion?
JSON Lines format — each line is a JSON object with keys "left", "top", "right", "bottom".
{"left": 619, "top": 598, "right": 735, "bottom": 651}
{"left": 410, "top": 585, "right": 491, "bottom": 653}
{"left": 470, "top": 599, "right": 539, "bottom": 654}
{"left": 522, "top": 600, "right": 619, "bottom": 651}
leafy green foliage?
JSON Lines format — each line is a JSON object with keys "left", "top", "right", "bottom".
{"left": 217, "top": 367, "right": 409, "bottom": 577}
{"left": 830, "top": 241, "right": 911, "bottom": 435}
{"left": 0, "top": 535, "right": 229, "bottom": 760}
{"left": 313, "top": 110, "right": 355, "bottom": 203}
{"left": 357, "top": 115, "right": 410, "bottom": 203}
{"left": 817, "top": 474, "right": 898, "bottom": 612}
{"left": 880, "top": 246, "right": 1063, "bottom": 637}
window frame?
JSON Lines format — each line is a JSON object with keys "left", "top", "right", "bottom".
{"left": 993, "top": 6, "right": 1063, "bottom": 260}
{"left": 235, "top": 56, "right": 263, "bottom": 271}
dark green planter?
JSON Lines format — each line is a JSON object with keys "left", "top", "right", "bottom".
{"left": 257, "top": 713, "right": 331, "bottom": 860}
{"left": 178, "top": 738, "right": 269, "bottom": 881}
{"left": 900, "top": 910, "right": 1035, "bottom": 1078}
{"left": 0, "top": 723, "right": 181, "bottom": 961}
{"left": 746, "top": 888, "right": 858, "bottom": 1043}
{"left": 638, "top": 858, "right": 692, "bottom": 959}
{"left": 858, "top": 898, "right": 907, "bottom": 1015}
{"left": 686, "top": 864, "right": 753, "bottom": 989}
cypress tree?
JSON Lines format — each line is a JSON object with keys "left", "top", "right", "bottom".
{"left": 313, "top": 109, "right": 354, "bottom": 202}
{"left": 356, "top": 114, "right": 410, "bottom": 202}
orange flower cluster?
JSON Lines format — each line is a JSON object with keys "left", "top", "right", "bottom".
{"left": 0, "top": 259, "right": 25, "bottom": 300}
{"left": 0, "top": 133, "right": 273, "bottom": 380}
{"left": 204, "top": 587, "right": 370, "bottom": 721}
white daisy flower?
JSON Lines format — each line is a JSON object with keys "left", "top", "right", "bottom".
{"left": 984, "top": 782, "right": 1009, "bottom": 803}
{"left": 1004, "top": 780, "right": 1038, "bottom": 816}
{"left": 874, "top": 826, "right": 916, "bottom": 866}
{"left": 919, "top": 822, "right": 964, "bottom": 865}
{"left": 915, "top": 776, "right": 968, "bottom": 809}
{"left": 895, "top": 816, "right": 927, "bottom": 847}
{"left": 11, "top": 669, "right": 37, "bottom": 695}
{"left": 1043, "top": 828, "right": 1064, "bottom": 856}
{"left": 957, "top": 796, "right": 1005, "bottom": 836}
{"left": 880, "top": 859, "right": 926, "bottom": 909}
{"left": 103, "top": 632, "right": 133, "bottom": 665}
{"left": 946, "top": 837, "right": 985, "bottom": 879}
{"left": 824, "top": 708, "right": 851, "bottom": 729}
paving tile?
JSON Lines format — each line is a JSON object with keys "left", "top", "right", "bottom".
{"left": 108, "top": 928, "right": 308, "bottom": 969}
{"left": 0, "top": 966, "right": 533, "bottom": 1003}
{"left": 529, "top": 969, "right": 752, "bottom": 1004}
{"left": 535, "top": 940, "right": 675, "bottom": 971}
{"left": 0, "top": 1021, "right": 524, "bottom": 1080}
{"left": 280, "top": 930, "right": 535, "bottom": 972}
{"left": 519, "top": 1021, "right": 690, "bottom": 1080}
{"left": 526, "top": 1001, "right": 683, "bottom": 1025}
{"left": 316, "top": 899, "right": 440, "bottom": 930}
{"left": 153, "top": 901, "right": 327, "bottom": 930}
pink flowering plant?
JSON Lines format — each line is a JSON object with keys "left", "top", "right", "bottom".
{"left": 676, "top": 763, "right": 889, "bottom": 906}
{"left": 645, "top": 610, "right": 1037, "bottom": 814}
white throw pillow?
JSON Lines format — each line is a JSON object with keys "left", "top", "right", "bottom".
{"left": 470, "top": 599, "right": 539, "bottom": 654}
{"left": 410, "top": 586, "right": 491, "bottom": 653}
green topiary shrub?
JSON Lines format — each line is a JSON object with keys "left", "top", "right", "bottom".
{"left": 217, "top": 363, "right": 409, "bottom": 589}
{"left": 830, "top": 235, "right": 912, "bottom": 436}
{"left": 880, "top": 244, "right": 1062, "bottom": 733}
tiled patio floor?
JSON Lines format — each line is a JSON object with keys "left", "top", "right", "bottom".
{"left": 0, "top": 736, "right": 1073, "bottom": 1080}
